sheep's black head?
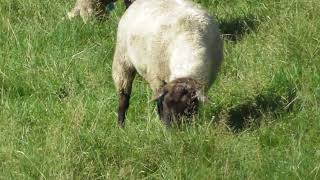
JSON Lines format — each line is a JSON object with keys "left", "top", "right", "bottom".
{"left": 154, "top": 78, "right": 207, "bottom": 126}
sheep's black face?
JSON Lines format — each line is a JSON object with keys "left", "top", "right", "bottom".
{"left": 156, "top": 78, "right": 202, "bottom": 126}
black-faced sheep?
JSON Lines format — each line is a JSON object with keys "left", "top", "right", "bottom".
{"left": 67, "top": 0, "right": 134, "bottom": 22}
{"left": 112, "top": 0, "right": 223, "bottom": 127}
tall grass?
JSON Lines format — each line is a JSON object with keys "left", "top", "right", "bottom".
{"left": 1, "top": 0, "right": 319, "bottom": 179}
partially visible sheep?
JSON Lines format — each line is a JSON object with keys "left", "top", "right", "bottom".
{"left": 67, "top": 0, "right": 134, "bottom": 22}
{"left": 112, "top": 0, "right": 223, "bottom": 127}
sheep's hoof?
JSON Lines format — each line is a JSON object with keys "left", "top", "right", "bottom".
{"left": 118, "top": 122, "right": 125, "bottom": 128}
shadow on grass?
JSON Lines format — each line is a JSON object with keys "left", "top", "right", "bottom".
{"left": 219, "top": 14, "right": 260, "bottom": 42}
{"left": 0, "top": 77, "right": 34, "bottom": 98}
{"left": 218, "top": 87, "right": 297, "bottom": 132}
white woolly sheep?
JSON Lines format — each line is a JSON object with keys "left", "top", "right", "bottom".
{"left": 112, "top": 0, "right": 223, "bottom": 127}
{"left": 67, "top": 0, "right": 134, "bottom": 22}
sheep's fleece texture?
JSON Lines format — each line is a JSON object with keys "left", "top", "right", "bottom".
{"left": 67, "top": 0, "right": 135, "bottom": 21}
{"left": 113, "top": 0, "right": 223, "bottom": 96}
{"left": 67, "top": 0, "right": 100, "bottom": 21}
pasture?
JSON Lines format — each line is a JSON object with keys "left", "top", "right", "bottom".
{"left": 0, "top": 0, "right": 319, "bottom": 179}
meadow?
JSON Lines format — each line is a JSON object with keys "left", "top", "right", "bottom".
{"left": 0, "top": 0, "right": 319, "bottom": 179}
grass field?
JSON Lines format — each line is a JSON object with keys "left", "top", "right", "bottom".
{"left": 1, "top": 0, "right": 320, "bottom": 179}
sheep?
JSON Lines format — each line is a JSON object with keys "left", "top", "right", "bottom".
{"left": 112, "top": 0, "right": 223, "bottom": 127}
{"left": 67, "top": 0, "right": 134, "bottom": 22}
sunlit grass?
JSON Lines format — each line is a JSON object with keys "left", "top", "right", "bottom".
{"left": 0, "top": 0, "right": 319, "bottom": 179}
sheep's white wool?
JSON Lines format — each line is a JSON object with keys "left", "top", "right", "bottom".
{"left": 113, "top": 0, "right": 223, "bottom": 94}
{"left": 67, "top": 0, "right": 95, "bottom": 21}
{"left": 67, "top": 0, "right": 135, "bottom": 22}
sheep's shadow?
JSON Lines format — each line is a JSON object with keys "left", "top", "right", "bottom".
{"left": 216, "top": 87, "right": 297, "bottom": 132}
{"left": 218, "top": 14, "right": 260, "bottom": 42}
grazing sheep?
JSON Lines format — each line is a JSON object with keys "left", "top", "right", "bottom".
{"left": 67, "top": 0, "right": 134, "bottom": 22}
{"left": 112, "top": 0, "right": 223, "bottom": 127}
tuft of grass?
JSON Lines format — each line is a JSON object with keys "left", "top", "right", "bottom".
{"left": 1, "top": 0, "right": 319, "bottom": 179}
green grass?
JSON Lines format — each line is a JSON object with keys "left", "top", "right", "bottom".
{"left": 1, "top": 0, "right": 319, "bottom": 179}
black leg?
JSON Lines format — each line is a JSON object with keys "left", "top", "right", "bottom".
{"left": 163, "top": 111, "right": 173, "bottom": 128}
{"left": 157, "top": 98, "right": 163, "bottom": 119}
{"left": 118, "top": 91, "right": 130, "bottom": 128}
{"left": 124, "top": 0, "right": 132, "bottom": 8}
{"left": 160, "top": 102, "right": 173, "bottom": 128}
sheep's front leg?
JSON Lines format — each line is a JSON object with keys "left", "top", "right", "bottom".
{"left": 112, "top": 56, "right": 136, "bottom": 127}
{"left": 118, "top": 90, "right": 130, "bottom": 127}
{"left": 116, "top": 71, "right": 135, "bottom": 127}
{"left": 114, "top": 75, "right": 136, "bottom": 127}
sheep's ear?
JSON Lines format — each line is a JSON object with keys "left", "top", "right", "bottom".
{"left": 196, "top": 90, "right": 209, "bottom": 103}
